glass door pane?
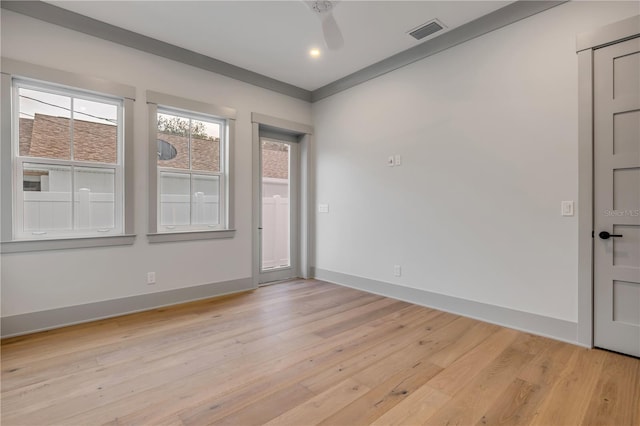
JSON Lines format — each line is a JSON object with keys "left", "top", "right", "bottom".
{"left": 261, "top": 139, "right": 290, "bottom": 271}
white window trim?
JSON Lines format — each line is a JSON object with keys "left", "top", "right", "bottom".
{"left": 12, "top": 79, "right": 125, "bottom": 240}
{"left": 156, "top": 107, "right": 226, "bottom": 233}
{"left": 146, "top": 91, "right": 236, "bottom": 243}
{"left": 0, "top": 58, "right": 136, "bottom": 253}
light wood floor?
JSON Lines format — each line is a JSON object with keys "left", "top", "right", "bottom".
{"left": 2, "top": 280, "right": 639, "bottom": 426}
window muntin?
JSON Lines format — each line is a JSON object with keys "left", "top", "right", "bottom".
{"left": 156, "top": 107, "right": 226, "bottom": 232}
{"left": 13, "top": 79, "right": 124, "bottom": 239}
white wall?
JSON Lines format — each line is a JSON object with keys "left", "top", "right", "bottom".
{"left": 0, "top": 10, "right": 311, "bottom": 316}
{"left": 312, "top": 1, "right": 639, "bottom": 324}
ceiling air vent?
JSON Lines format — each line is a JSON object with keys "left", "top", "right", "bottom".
{"left": 408, "top": 19, "right": 445, "bottom": 41}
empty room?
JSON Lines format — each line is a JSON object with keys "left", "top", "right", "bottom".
{"left": 1, "top": 0, "right": 639, "bottom": 425}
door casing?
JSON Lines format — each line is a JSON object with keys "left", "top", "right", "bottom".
{"left": 258, "top": 137, "right": 299, "bottom": 284}
{"left": 576, "top": 15, "right": 640, "bottom": 348}
{"left": 251, "top": 113, "right": 314, "bottom": 288}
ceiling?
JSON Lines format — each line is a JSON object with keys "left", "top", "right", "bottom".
{"left": 47, "top": 1, "right": 513, "bottom": 91}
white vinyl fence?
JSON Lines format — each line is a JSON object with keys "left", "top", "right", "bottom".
{"left": 159, "top": 173, "right": 220, "bottom": 227}
{"left": 22, "top": 167, "right": 116, "bottom": 232}
{"left": 262, "top": 178, "right": 290, "bottom": 269}
{"left": 23, "top": 190, "right": 115, "bottom": 231}
{"left": 159, "top": 193, "right": 220, "bottom": 226}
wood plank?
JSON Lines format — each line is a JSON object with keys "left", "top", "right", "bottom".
{"left": 49, "top": 302, "right": 429, "bottom": 425}
{"left": 201, "top": 384, "right": 316, "bottom": 426}
{"left": 264, "top": 379, "right": 370, "bottom": 426}
{"left": 425, "top": 327, "right": 520, "bottom": 397}
{"left": 1, "top": 284, "right": 380, "bottom": 395}
{"left": 352, "top": 316, "right": 478, "bottom": 388}
{"left": 2, "top": 279, "right": 638, "bottom": 426}
{"left": 475, "top": 378, "right": 541, "bottom": 426}
{"left": 428, "top": 320, "right": 501, "bottom": 368}
{"left": 313, "top": 300, "right": 410, "bottom": 338}
{"left": 171, "top": 306, "right": 443, "bottom": 426}
{"left": 424, "top": 333, "right": 544, "bottom": 425}
{"left": 475, "top": 340, "right": 579, "bottom": 426}
{"left": 529, "top": 348, "right": 607, "bottom": 426}
{"left": 318, "top": 358, "right": 442, "bottom": 425}
{"left": 369, "top": 384, "right": 450, "bottom": 426}
{"left": 581, "top": 350, "right": 640, "bottom": 426}
{"left": 298, "top": 310, "right": 456, "bottom": 394}
{"left": 517, "top": 339, "right": 578, "bottom": 386}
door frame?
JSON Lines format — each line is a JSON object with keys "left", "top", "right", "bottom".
{"left": 576, "top": 15, "right": 640, "bottom": 347}
{"left": 258, "top": 136, "right": 299, "bottom": 284}
{"left": 251, "top": 113, "right": 314, "bottom": 288}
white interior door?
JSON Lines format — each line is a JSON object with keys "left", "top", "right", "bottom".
{"left": 593, "top": 37, "right": 640, "bottom": 357}
{"left": 259, "top": 137, "right": 299, "bottom": 284}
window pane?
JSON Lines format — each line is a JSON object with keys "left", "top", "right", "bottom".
{"left": 19, "top": 88, "right": 71, "bottom": 159}
{"left": 191, "top": 120, "right": 221, "bottom": 172}
{"left": 74, "top": 167, "right": 116, "bottom": 230}
{"left": 261, "top": 140, "right": 291, "bottom": 270}
{"left": 192, "top": 175, "right": 220, "bottom": 225}
{"left": 73, "top": 98, "right": 118, "bottom": 164}
{"left": 157, "top": 112, "right": 190, "bottom": 170}
{"left": 22, "top": 163, "right": 72, "bottom": 233}
{"left": 159, "top": 172, "right": 190, "bottom": 226}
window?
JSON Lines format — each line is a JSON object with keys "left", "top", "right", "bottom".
{"left": 13, "top": 80, "right": 124, "bottom": 239}
{"left": 0, "top": 59, "right": 135, "bottom": 253}
{"left": 157, "top": 109, "right": 224, "bottom": 230}
{"left": 147, "top": 91, "right": 236, "bottom": 241}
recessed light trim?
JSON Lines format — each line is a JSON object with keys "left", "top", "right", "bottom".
{"left": 309, "top": 48, "right": 321, "bottom": 58}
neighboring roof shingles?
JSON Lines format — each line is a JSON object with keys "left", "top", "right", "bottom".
{"left": 156, "top": 132, "right": 219, "bottom": 172}
{"left": 19, "top": 114, "right": 289, "bottom": 179}
{"left": 21, "top": 114, "right": 116, "bottom": 162}
{"left": 262, "top": 143, "right": 289, "bottom": 180}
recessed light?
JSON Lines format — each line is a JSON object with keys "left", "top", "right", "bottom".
{"left": 309, "top": 48, "right": 321, "bottom": 58}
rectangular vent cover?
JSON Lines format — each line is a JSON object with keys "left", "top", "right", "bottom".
{"left": 409, "top": 20, "right": 445, "bottom": 41}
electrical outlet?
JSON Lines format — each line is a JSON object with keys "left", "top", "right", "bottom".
{"left": 394, "top": 154, "right": 402, "bottom": 166}
{"left": 393, "top": 265, "right": 402, "bottom": 277}
{"left": 147, "top": 272, "right": 156, "bottom": 285}
{"left": 318, "top": 204, "right": 329, "bottom": 213}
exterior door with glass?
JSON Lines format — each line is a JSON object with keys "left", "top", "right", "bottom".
{"left": 259, "top": 137, "right": 299, "bottom": 284}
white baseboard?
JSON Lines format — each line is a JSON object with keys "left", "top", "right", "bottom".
{"left": 1, "top": 277, "right": 255, "bottom": 338}
{"left": 313, "top": 268, "right": 581, "bottom": 346}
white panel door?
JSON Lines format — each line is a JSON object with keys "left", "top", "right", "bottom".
{"left": 594, "top": 37, "right": 640, "bottom": 357}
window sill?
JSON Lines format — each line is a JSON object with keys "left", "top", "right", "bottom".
{"left": 147, "top": 229, "right": 236, "bottom": 243}
{"left": 1, "top": 234, "right": 136, "bottom": 253}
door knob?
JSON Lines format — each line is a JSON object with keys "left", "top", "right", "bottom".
{"left": 599, "top": 231, "right": 623, "bottom": 240}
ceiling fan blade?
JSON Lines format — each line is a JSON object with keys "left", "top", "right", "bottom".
{"left": 321, "top": 12, "right": 344, "bottom": 50}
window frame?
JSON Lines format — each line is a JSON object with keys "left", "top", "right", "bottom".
{"left": 0, "top": 58, "right": 136, "bottom": 253}
{"left": 146, "top": 91, "right": 236, "bottom": 243}
{"left": 12, "top": 79, "right": 125, "bottom": 240}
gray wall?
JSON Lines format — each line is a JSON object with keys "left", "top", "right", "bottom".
{"left": 311, "top": 1, "right": 638, "bottom": 329}
{"left": 0, "top": 10, "right": 311, "bottom": 318}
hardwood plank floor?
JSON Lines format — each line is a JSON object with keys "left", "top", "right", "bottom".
{"left": 1, "top": 279, "right": 639, "bottom": 425}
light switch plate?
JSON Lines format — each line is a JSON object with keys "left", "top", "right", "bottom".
{"left": 388, "top": 156, "right": 395, "bottom": 167}
{"left": 318, "top": 204, "right": 329, "bottom": 213}
{"left": 561, "top": 201, "right": 574, "bottom": 216}
{"left": 393, "top": 265, "right": 402, "bottom": 277}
